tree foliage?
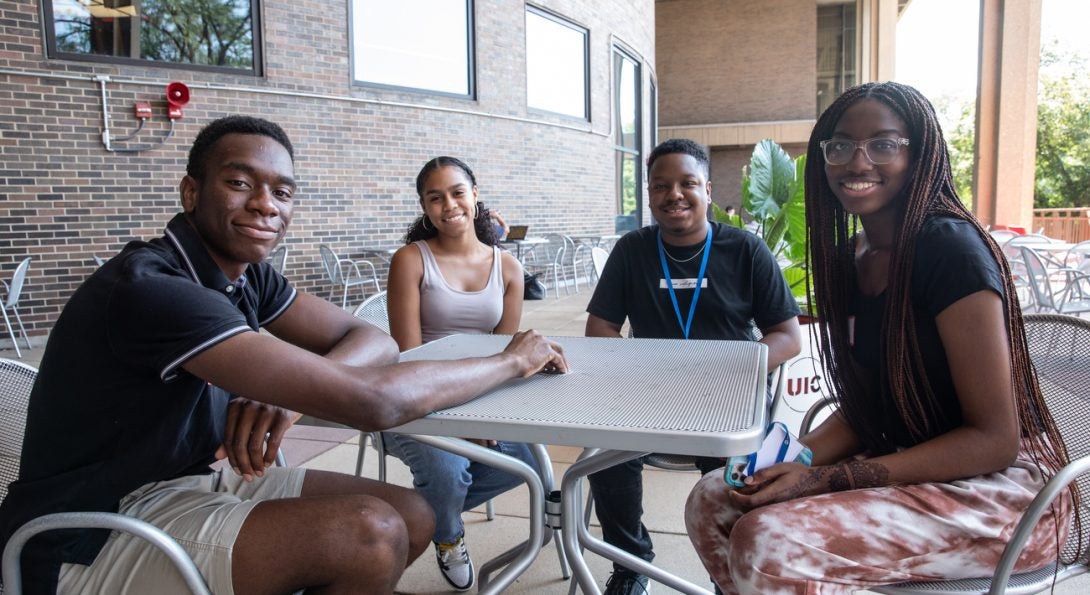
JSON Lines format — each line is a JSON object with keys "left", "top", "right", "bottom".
{"left": 1035, "top": 44, "right": 1090, "bottom": 208}
{"left": 51, "top": 0, "right": 253, "bottom": 69}
{"left": 939, "top": 43, "right": 1090, "bottom": 210}
{"left": 932, "top": 95, "right": 976, "bottom": 209}
{"left": 141, "top": 0, "right": 253, "bottom": 67}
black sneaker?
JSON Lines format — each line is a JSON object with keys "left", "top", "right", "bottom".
{"left": 604, "top": 569, "right": 650, "bottom": 595}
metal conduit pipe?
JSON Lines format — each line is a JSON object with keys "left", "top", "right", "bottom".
{"left": 0, "top": 67, "right": 609, "bottom": 138}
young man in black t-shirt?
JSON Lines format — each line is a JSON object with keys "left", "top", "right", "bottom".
{"left": 585, "top": 138, "right": 801, "bottom": 594}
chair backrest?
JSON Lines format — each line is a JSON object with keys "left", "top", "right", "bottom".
{"left": 1006, "top": 234, "right": 1055, "bottom": 246}
{"left": 1022, "top": 314, "right": 1090, "bottom": 561}
{"left": 0, "top": 358, "right": 37, "bottom": 502}
{"left": 989, "top": 229, "right": 1019, "bottom": 244}
{"left": 541, "top": 234, "right": 567, "bottom": 265}
{"left": 267, "top": 245, "right": 288, "bottom": 274}
{"left": 1064, "top": 240, "right": 1090, "bottom": 272}
{"left": 1002, "top": 234, "right": 1051, "bottom": 262}
{"left": 4, "top": 257, "right": 31, "bottom": 309}
{"left": 318, "top": 245, "right": 342, "bottom": 284}
{"left": 1020, "top": 246, "right": 1056, "bottom": 311}
{"left": 352, "top": 291, "right": 390, "bottom": 333}
{"left": 591, "top": 247, "right": 609, "bottom": 278}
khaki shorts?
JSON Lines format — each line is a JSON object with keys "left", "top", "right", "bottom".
{"left": 58, "top": 467, "right": 306, "bottom": 595}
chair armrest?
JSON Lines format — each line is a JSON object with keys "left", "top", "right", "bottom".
{"left": 767, "top": 361, "right": 786, "bottom": 414}
{"left": 988, "top": 453, "right": 1090, "bottom": 594}
{"left": 356, "top": 259, "right": 379, "bottom": 277}
{"left": 2, "top": 512, "right": 212, "bottom": 595}
{"left": 799, "top": 398, "right": 837, "bottom": 437}
{"left": 337, "top": 258, "right": 363, "bottom": 280}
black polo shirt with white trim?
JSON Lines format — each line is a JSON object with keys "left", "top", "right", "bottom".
{"left": 0, "top": 213, "right": 296, "bottom": 593}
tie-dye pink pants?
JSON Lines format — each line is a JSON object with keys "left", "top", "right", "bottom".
{"left": 685, "top": 447, "right": 1071, "bottom": 595}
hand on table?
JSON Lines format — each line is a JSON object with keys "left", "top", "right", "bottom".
{"left": 215, "top": 397, "right": 301, "bottom": 481}
{"left": 503, "top": 330, "right": 569, "bottom": 377}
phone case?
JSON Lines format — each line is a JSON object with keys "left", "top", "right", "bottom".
{"left": 724, "top": 422, "right": 813, "bottom": 487}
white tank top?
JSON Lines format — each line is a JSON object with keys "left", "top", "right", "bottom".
{"left": 415, "top": 240, "right": 505, "bottom": 344}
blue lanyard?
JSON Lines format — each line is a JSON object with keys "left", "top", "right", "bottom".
{"left": 656, "top": 223, "right": 713, "bottom": 339}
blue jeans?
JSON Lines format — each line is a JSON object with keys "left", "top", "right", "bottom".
{"left": 381, "top": 433, "right": 536, "bottom": 543}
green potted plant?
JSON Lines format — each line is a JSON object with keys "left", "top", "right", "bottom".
{"left": 711, "top": 138, "right": 812, "bottom": 316}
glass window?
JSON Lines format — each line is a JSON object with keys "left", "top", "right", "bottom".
{"left": 525, "top": 7, "right": 588, "bottom": 119}
{"left": 44, "top": 0, "right": 259, "bottom": 73}
{"left": 351, "top": 0, "right": 474, "bottom": 97}
{"left": 816, "top": 1, "right": 858, "bottom": 116}
{"left": 613, "top": 48, "right": 641, "bottom": 226}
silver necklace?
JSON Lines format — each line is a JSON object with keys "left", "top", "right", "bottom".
{"left": 663, "top": 242, "right": 707, "bottom": 263}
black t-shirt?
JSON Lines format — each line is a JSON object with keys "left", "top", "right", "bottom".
{"left": 588, "top": 222, "right": 800, "bottom": 340}
{"left": 0, "top": 214, "right": 295, "bottom": 594}
{"left": 850, "top": 216, "right": 1005, "bottom": 448}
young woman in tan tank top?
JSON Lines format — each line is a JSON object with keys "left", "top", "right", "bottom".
{"left": 383, "top": 156, "right": 532, "bottom": 592}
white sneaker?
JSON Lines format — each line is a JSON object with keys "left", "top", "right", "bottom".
{"left": 435, "top": 536, "right": 475, "bottom": 591}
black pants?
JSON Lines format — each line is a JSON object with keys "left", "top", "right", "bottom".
{"left": 588, "top": 455, "right": 724, "bottom": 572}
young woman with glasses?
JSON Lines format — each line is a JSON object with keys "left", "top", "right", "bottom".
{"left": 684, "top": 81, "right": 1074, "bottom": 594}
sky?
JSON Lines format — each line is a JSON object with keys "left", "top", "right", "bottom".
{"left": 895, "top": 0, "right": 1090, "bottom": 102}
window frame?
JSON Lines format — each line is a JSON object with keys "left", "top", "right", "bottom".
{"left": 613, "top": 45, "right": 642, "bottom": 224}
{"left": 524, "top": 4, "right": 590, "bottom": 121}
{"left": 348, "top": 0, "right": 477, "bottom": 100}
{"left": 40, "top": 0, "right": 263, "bottom": 75}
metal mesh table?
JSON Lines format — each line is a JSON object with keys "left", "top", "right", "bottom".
{"left": 391, "top": 334, "right": 769, "bottom": 595}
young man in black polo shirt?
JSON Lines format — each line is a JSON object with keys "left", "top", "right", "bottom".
{"left": 585, "top": 138, "right": 801, "bottom": 594}
{"left": 0, "top": 115, "right": 568, "bottom": 595}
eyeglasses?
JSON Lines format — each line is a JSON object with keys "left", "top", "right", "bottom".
{"left": 819, "top": 137, "right": 910, "bottom": 166}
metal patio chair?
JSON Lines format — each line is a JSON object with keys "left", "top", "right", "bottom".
{"left": 561, "top": 236, "right": 594, "bottom": 292}
{"left": 1063, "top": 240, "right": 1090, "bottom": 274}
{"left": 318, "top": 244, "right": 380, "bottom": 308}
{"left": 988, "top": 229, "right": 1019, "bottom": 245}
{"left": 1020, "top": 246, "right": 1090, "bottom": 316}
{"left": 1, "top": 258, "right": 32, "bottom": 359}
{"left": 266, "top": 244, "right": 288, "bottom": 275}
{"left": 590, "top": 246, "right": 610, "bottom": 285}
{"left": 523, "top": 235, "right": 567, "bottom": 299}
{"left": 799, "top": 314, "right": 1090, "bottom": 595}
{"left": 0, "top": 358, "right": 211, "bottom": 595}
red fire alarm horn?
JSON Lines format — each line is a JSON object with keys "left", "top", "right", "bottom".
{"left": 165, "top": 81, "right": 191, "bottom": 119}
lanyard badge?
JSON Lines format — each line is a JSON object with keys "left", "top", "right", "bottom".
{"left": 656, "top": 222, "right": 713, "bottom": 339}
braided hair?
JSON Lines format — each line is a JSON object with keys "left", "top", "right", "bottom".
{"left": 403, "top": 156, "right": 498, "bottom": 246}
{"left": 804, "top": 82, "right": 1068, "bottom": 480}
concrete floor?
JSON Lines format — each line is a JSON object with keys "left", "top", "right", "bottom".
{"left": 4, "top": 288, "right": 1088, "bottom": 593}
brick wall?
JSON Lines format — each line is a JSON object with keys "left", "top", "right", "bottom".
{"left": 656, "top": 0, "right": 816, "bottom": 126}
{"left": 0, "top": 0, "right": 655, "bottom": 341}
{"left": 656, "top": 0, "right": 816, "bottom": 210}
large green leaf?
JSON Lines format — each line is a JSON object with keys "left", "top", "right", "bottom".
{"left": 710, "top": 203, "right": 744, "bottom": 229}
{"left": 782, "top": 155, "right": 808, "bottom": 263}
{"left": 743, "top": 139, "right": 796, "bottom": 221}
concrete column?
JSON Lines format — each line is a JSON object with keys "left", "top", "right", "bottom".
{"left": 859, "top": 0, "right": 898, "bottom": 82}
{"left": 973, "top": 0, "right": 1041, "bottom": 229}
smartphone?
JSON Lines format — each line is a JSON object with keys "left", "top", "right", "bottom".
{"left": 724, "top": 455, "right": 752, "bottom": 488}
{"left": 724, "top": 421, "right": 813, "bottom": 488}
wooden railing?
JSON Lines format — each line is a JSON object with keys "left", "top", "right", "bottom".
{"left": 1032, "top": 208, "right": 1090, "bottom": 243}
